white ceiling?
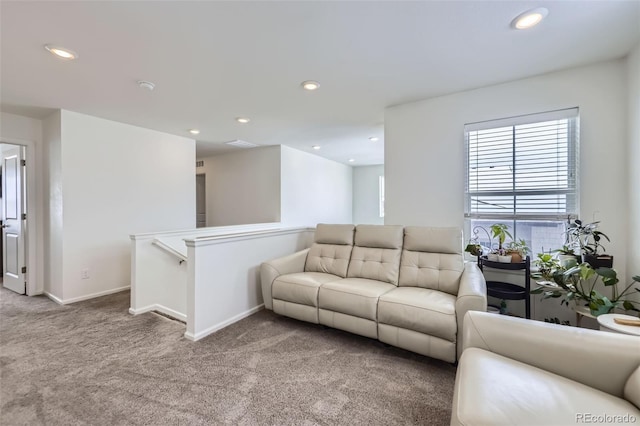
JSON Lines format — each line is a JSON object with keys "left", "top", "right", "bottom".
{"left": 1, "top": 1, "right": 639, "bottom": 166}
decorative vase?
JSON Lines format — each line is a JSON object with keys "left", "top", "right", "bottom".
{"left": 498, "top": 255, "right": 512, "bottom": 263}
{"left": 487, "top": 253, "right": 499, "bottom": 261}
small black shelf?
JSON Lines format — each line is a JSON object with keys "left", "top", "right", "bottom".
{"left": 478, "top": 256, "right": 531, "bottom": 319}
{"left": 486, "top": 281, "right": 526, "bottom": 300}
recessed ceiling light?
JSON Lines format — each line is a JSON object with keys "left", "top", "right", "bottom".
{"left": 44, "top": 44, "right": 78, "bottom": 60}
{"left": 301, "top": 80, "right": 320, "bottom": 91}
{"left": 312, "top": 145, "right": 321, "bottom": 150}
{"left": 137, "top": 80, "right": 155, "bottom": 91}
{"left": 348, "top": 159, "right": 355, "bottom": 163}
{"left": 511, "top": 7, "right": 548, "bottom": 30}
{"left": 236, "top": 117, "right": 250, "bottom": 124}
{"left": 189, "top": 129, "right": 200, "bottom": 135}
{"left": 369, "top": 137, "right": 379, "bottom": 142}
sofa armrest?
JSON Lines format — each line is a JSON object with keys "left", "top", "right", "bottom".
{"left": 462, "top": 310, "right": 640, "bottom": 398}
{"left": 455, "top": 262, "right": 487, "bottom": 360}
{"left": 260, "top": 248, "right": 310, "bottom": 310}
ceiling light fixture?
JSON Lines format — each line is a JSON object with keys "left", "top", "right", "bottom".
{"left": 236, "top": 117, "right": 250, "bottom": 124}
{"left": 137, "top": 80, "right": 155, "bottom": 91}
{"left": 348, "top": 159, "right": 355, "bottom": 163}
{"left": 312, "top": 145, "right": 321, "bottom": 150}
{"left": 511, "top": 7, "right": 548, "bottom": 30}
{"left": 44, "top": 44, "right": 78, "bottom": 60}
{"left": 189, "top": 129, "right": 200, "bottom": 135}
{"left": 301, "top": 80, "right": 320, "bottom": 91}
{"left": 369, "top": 137, "right": 379, "bottom": 142}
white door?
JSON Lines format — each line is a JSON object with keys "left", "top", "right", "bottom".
{"left": 2, "top": 146, "right": 26, "bottom": 294}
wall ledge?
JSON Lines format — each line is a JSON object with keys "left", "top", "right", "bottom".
{"left": 184, "top": 227, "right": 314, "bottom": 248}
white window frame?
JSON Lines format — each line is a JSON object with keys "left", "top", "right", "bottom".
{"left": 464, "top": 108, "right": 580, "bottom": 248}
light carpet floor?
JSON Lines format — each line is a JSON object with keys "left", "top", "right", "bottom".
{"left": 0, "top": 288, "right": 456, "bottom": 425}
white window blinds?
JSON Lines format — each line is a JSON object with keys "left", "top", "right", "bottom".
{"left": 464, "top": 108, "right": 579, "bottom": 220}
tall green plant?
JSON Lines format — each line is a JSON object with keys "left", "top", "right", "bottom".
{"left": 490, "top": 223, "right": 512, "bottom": 250}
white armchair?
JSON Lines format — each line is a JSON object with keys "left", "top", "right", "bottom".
{"left": 452, "top": 311, "right": 640, "bottom": 426}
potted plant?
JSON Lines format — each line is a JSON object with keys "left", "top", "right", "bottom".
{"left": 530, "top": 252, "right": 561, "bottom": 290}
{"left": 552, "top": 245, "right": 580, "bottom": 267}
{"left": 464, "top": 242, "right": 484, "bottom": 257}
{"left": 566, "top": 219, "right": 613, "bottom": 268}
{"left": 506, "top": 239, "right": 530, "bottom": 263}
{"left": 531, "top": 263, "right": 640, "bottom": 317}
{"left": 490, "top": 223, "right": 513, "bottom": 263}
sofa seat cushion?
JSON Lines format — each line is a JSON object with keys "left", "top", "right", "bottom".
{"left": 454, "top": 347, "right": 640, "bottom": 426}
{"left": 272, "top": 272, "right": 342, "bottom": 307}
{"left": 318, "top": 278, "right": 395, "bottom": 320}
{"left": 378, "top": 287, "right": 457, "bottom": 342}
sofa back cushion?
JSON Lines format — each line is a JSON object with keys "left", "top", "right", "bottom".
{"left": 347, "top": 225, "right": 404, "bottom": 285}
{"left": 304, "top": 224, "right": 355, "bottom": 278}
{"left": 398, "top": 227, "right": 464, "bottom": 295}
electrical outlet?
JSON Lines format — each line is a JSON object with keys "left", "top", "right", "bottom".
{"left": 81, "top": 269, "right": 90, "bottom": 280}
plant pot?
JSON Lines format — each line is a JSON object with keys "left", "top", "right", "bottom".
{"left": 487, "top": 253, "right": 499, "bottom": 262}
{"left": 498, "top": 255, "right": 512, "bottom": 263}
{"left": 508, "top": 252, "right": 523, "bottom": 263}
{"left": 589, "top": 301, "right": 617, "bottom": 317}
{"left": 582, "top": 254, "right": 614, "bottom": 269}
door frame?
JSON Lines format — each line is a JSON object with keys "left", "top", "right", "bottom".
{"left": 0, "top": 137, "right": 38, "bottom": 296}
{"left": 196, "top": 173, "right": 206, "bottom": 228}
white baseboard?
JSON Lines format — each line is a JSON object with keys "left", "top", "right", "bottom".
{"left": 129, "top": 304, "right": 187, "bottom": 322}
{"left": 184, "top": 304, "right": 264, "bottom": 341}
{"left": 44, "top": 291, "right": 64, "bottom": 305}
{"left": 45, "top": 286, "right": 130, "bottom": 305}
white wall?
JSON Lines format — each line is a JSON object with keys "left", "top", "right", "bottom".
{"left": 628, "top": 43, "right": 640, "bottom": 289}
{"left": 0, "top": 112, "right": 44, "bottom": 295}
{"left": 198, "top": 146, "right": 281, "bottom": 226}
{"left": 43, "top": 111, "right": 63, "bottom": 298}
{"left": 47, "top": 110, "right": 195, "bottom": 302}
{"left": 385, "top": 59, "right": 629, "bottom": 285}
{"left": 353, "top": 165, "right": 384, "bottom": 225}
{"left": 280, "top": 145, "right": 352, "bottom": 226}
{"left": 185, "top": 227, "right": 314, "bottom": 341}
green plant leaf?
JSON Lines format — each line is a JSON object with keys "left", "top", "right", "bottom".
{"left": 580, "top": 265, "right": 595, "bottom": 281}
{"left": 596, "top": 268, "right": 619, "bottom": 286}
{"left": 623, "top": 301, "right": 636, "bottom": 311}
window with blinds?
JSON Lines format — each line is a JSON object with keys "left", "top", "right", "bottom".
{"left": 465, "top": 108, "right": 579, "bottom": 221}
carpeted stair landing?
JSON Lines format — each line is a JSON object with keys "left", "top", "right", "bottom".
{"left": 0, "top": 288, "right": 455, "bottom": 425}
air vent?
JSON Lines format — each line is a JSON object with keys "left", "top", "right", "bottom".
{"left": 225, "top": 139, "right": 259, "bottom": 149}
{"left": 196, "top": 160, "right": 204, "bottom": 168}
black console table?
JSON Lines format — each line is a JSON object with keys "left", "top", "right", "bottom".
{"left": 477, "top": 256, "right": 531, "bottom": 319}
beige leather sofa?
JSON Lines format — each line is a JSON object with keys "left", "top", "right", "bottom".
{"left": 452, "top": 311, "right": 640, "bottom": 426}
{"left": 260, "top": 224, "right": 487, "bottom": 363}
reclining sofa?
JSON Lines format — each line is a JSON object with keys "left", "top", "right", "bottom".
{"left": 452, "top": 311, "right": 640, "bottom": 425}
{"left": 260, "top": 224, "right": 487, "bottom": 363}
